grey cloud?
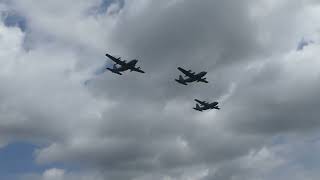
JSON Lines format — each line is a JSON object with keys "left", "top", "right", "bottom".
{"left": 112, "top": 0, "right": 261, "bottom": 69}
{"left": 219, "top": 47, "right": 320, "bottom": 135}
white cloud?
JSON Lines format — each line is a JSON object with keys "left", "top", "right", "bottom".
{"left": 43, "top": 168, "right": 65, "bottom": 180}
{"left": 0, "top": 0, "right": 320, "bottom": 180}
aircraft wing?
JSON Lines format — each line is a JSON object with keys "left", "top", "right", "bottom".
{"left": 131, "top": 67, "right": 145, "bottom": 73}
{"left": 198, "top": 78, "right": 209, "bottom": 83}
{"left": 194, "top": 99, "right": 208, "bottom": 106}
{"left": 177, "top": 67, "right": 194, "bottom": 77}
{"left": 213, "top": 106, "right": 220, "bottom": 110}
{"left": 209, "top": 102, "right": 220, "bottom": 110}
{"left": 106, "top": 53, "right": 126, "bottom": 66}
{"left": 211, "top": 102, "right": 219, "bottom": 107}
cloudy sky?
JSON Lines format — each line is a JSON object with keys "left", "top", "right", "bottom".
{"left": 0, "top": 0, "right": 320, "bottom": 179}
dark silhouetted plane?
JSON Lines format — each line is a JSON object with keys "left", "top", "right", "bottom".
{"left": 175, "top": 67, "right": 208, "bottom": 85}
{"left": 193, "top": 99, "right": 220, "bottom": 111}
{"left": 105, "top": 53, "right": 145, "bottom": 75}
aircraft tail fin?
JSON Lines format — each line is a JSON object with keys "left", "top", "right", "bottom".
{"left": 175, "top": 75, "right": 187, "bottom": 85}
{"left": 193, "top": 104, "right": 202, "bottom": 111}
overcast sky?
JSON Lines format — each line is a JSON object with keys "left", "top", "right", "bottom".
{"left": 0, "top": 0, "right": 320, "bottom": 179}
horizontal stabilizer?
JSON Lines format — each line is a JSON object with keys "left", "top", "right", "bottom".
{"left": 106, "top": 68, "right": 122, "bottom": 75}
{"left": 175, "top": 79, "right": 187, "bottom": 85}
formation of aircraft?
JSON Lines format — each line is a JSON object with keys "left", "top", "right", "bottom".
{"left": 105, "top": 52, "right": 219, "bottom": 112}
{"left": 105, "top": 53, "right": 145, "bottom": 75}
{"left": 193, "top": 99, "right": 220, "bottom": 111}
{"left": 175, "top": 67, "right": 208, "bottom": 85}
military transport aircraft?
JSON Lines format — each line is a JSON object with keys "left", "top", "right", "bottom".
{"left": 175, "top": 67, "right": 208, "bottom": 85}
{"left": 105, "top": 53, "right": 145, "bottom": 75}
{"left": 193, "top": 99, "right": 220, "bottom": 111}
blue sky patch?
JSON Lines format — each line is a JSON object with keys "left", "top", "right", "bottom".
{"left": 297, "top": 38, "right": 314, "bottom": 51}
{"left": 3, "top": 12, "right": 27, "bottom": 32}
{"left": 0, "top": 142, "right": 76, "bottom": 178}
{"left": 0, "top": 143, "right": 39, "bottom": 176}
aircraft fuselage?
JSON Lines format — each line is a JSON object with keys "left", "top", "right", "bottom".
{"left": 106, "top": 53, "right": 145, "bottom": 75}
{"left": 193, "top": 99, "right": 220, "bottom": 111}
{"left": 184, "top": 71, "right": 207, "bottom": 82}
